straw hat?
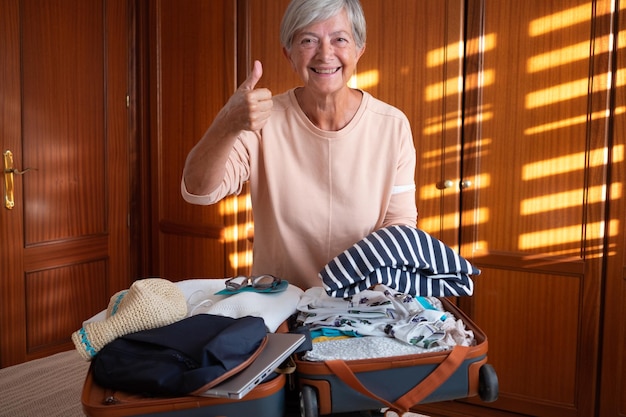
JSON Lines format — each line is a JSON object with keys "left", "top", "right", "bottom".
{"left": 72, "top": 278, "right": 187, "bottom": 361}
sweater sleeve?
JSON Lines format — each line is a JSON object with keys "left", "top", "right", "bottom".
{"left": 181, "top": 136, "right": 253, "bottom": 205}
{"left": 382, "top": 116, "right": 418, "bottom": 227}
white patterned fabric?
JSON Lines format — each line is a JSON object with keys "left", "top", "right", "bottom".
{"left": 297, "top": 286, "right": 474, "bottom": 348}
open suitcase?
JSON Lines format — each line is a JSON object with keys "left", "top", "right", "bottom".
{"left": 81, "top": 368, "right": 287, "bottom": 417}
{"left": 80, "top": 321, "right": 301, "bottom": 417}
{"left": 77, "top": 278, "right": 305, "bottom": 417}
{"left": 294, "top": 298, "right": 499, "bottom": 417}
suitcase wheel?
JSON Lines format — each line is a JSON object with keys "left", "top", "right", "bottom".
{"left": 478, "top": 363, "right": 499, "bottom": 402}
{"left": 300, "top": 385, "right": 319, "bottom": 417}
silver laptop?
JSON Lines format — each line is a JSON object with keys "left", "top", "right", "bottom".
{"left": 200, "top": 332, "right": 305, "bottom": 399}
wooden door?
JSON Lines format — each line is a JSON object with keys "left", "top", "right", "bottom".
{"left": 418, "top": 1, "right": 615, "bottom": 416}
{"left": 0, "top": 0, "right": 132, "bottom": 367}
{"left": 598, "top": 2, "right": 626, "bottom": 415}
{"left": 358, "top": 0, "right": 465, "bottom": 245}
{"left": 149, "top": 0, "right": 241, "bottom": 280}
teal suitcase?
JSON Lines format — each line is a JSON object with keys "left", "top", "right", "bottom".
{"left": 295, "top": 299, "right": 498, "bottom": 417}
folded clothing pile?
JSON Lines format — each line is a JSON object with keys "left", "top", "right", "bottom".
{"left": 320, "top": 225, "right": 480, "bottom": 298}
{"left": 296, "top": 285, "right": 475, "bottom": 361}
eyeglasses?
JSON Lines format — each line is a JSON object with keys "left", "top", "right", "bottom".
{"left": 224, "top": 274, "right": 281, "bottom": 291}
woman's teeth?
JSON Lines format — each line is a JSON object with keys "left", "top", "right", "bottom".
{"left": 313, "top": 67, "right": 339, "bottom": 74}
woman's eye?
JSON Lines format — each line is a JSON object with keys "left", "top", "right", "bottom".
{"left": 334, "top": 37, "right": 349, "bottom": 46}
{"left": 300, "top": 38, "right": 318, "bottom": 47}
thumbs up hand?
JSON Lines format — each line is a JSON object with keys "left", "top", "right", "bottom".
{"left": 220, "top": 60, "right": 273, "bottom": 133}
{"left": 183, "top": 61, "right": 273, "bottom": 195}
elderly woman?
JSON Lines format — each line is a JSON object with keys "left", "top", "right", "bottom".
{"left": 182, "top": 0, "right": 417, "bottom": 290}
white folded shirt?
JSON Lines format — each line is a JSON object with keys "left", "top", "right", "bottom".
{"left": 85, "top": 278, "right": 304, "bottom": 333}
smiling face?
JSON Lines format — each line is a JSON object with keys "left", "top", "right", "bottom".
{"left": 284, "top": 9, "right": 365, "bottom": 98}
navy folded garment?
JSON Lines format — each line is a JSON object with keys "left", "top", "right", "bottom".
{"left": 320, "top": 225, "right": 480, "bottom": 298}
{"left": 92, "top": 314, "right": 267, "bottom": 396}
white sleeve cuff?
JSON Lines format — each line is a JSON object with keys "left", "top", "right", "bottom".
{"left": 391, "top": 184, "right": 416, "bottom": 195}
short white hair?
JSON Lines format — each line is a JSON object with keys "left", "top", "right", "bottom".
{"left": 280, "top": 0, "right": 366, "bottom": 51}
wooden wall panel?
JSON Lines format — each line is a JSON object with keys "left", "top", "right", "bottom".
{"left": 598, "top": 2, "right": 626, "bottom": 416}
{"left": 456, "top": 1, "right": 610, "bottom": 416}
{"left": 468, "top": 269, "right": 580, "bottom": 403}
{"left": 151, "top": 0, "right": 238, "bottom": 280}
{"left": 21, "top": 1, "right": 106, "bottom": 244}
{"left": 26, "top": 261, "right": 107, "bottom": 352}
{"left": 419, "top": 1, "right": 616, "bottom": 416}
{"left": 359, "top": 0, "right": 464, "bottom": 245}
{"left": 463, "top": 0, "right": 597, "bottom": 257}
{"left": 243, "top": 0, "right": 300, "bottom": 93}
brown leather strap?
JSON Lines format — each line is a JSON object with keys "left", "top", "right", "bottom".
{"left": 325, "top": 359, "right": 397, "bottom": 411}
{"left": 393, "top": 345, "right": 469, "bottom": 409}
{"left": 325, "top": 345, "right": 470, "bottom": 413}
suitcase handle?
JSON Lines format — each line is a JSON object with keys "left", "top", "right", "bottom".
{"left": 324, "top": 345, "right": 470, "bottom": 413}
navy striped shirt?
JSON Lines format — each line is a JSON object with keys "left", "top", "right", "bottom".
{"left": 320, "top": 225, "right": 479, "bottom": 298}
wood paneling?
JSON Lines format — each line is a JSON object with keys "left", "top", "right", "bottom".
{"left": 598, "top": 1, "right": 626, "bottom": 415}
{"left": 26, "top": 261, "right": 108, "bottom": 351}
{"left": 460, "top": 2, "right": 609, "bottom": 415}
{"left": 150, "top": 0, "right": 239, "bottom": 280}
{"left": 243, "top": 0, "right": 300, "bottom": 93}
{"left": 416, "top": 1, "right": 615, "bottom": 416}
{"left": 358, "top": 0, "right": 464, "bottom": 245}
{"left": 22, "top": 1, "right": 106, "bottom": 243}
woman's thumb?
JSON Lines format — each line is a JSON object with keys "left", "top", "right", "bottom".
{"left": 240, "top": 60, "right": 263, "bottom": 91}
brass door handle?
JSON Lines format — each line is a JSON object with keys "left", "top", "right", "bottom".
{"left": 3, "top": 150, "right": 37, "bottom": 210}
{"left": 3, "top": 150, "right": 15, "bottom": 209}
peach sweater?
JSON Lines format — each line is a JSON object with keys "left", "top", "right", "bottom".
{"left": 182, "top": 89, "right": 417, "bottom": 289}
